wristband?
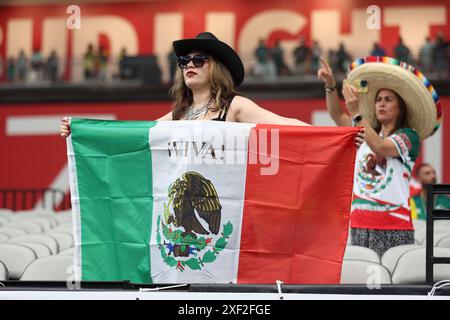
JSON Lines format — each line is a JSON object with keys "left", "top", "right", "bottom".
{"left": 352, "top": 114, "right": 363, "bottom": 127}
{"left": 324, "top": 85, "right": 336, "bottom": 93}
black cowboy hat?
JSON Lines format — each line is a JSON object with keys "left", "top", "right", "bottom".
{"left": 173, "top": 32, "right": 244, "bottom": 87}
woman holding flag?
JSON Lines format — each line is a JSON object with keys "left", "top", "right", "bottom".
{"left": 59, "top": 32, "right": 367, "bottom": 284}
{"left": 318, "top": 56, "right": 442, "bottom": 256}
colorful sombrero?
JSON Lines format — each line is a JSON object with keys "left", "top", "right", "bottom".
{"left": 347, "top": 56, "right": 442, "bottom": 140}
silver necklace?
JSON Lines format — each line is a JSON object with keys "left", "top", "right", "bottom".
{"left": 185, "top": 99, "right": 213, "bottom": 120}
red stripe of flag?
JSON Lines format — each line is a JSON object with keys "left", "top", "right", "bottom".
{"left": 238, "top": 125, "right": 358, "bottom": 284}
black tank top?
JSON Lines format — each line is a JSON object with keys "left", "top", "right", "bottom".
{"left": 211, "top": 94, "right": 237, "bottom": 122}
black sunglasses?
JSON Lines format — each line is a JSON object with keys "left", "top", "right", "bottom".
{"left": 177, "top": 55, "right": 209, "bottom": 69}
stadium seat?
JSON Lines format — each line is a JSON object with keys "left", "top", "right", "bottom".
{"left": 0, "top": 233, "right": 10, "bottom": 244}
{"left": 0, "top": 209, "right": 13, "bottom": 217}
{"left": 381, "top": 244, "right": 423, "bottom": 274}
{"left": 21, "top": 255, "right": 73, "bottom": 281}
{"left": 14, "top": 211, "right": 60, "bottom": 228}
{"left": 414, "top": 226, "right": 450, "bottom": 245}
{"left": 0, "top": 215, "right": 12, "bottom": 223}
{"left": 11, "top": 216, "right": 53, "bottom": 232}
{"left": 47, "top": 230, "right": 72, "bottom": 236}
{"left": 412, "top": 219, "right": 426, "bottom": 231}
{"left": 340, "top": 260, "right": 392, "bottom": 284}
{"left": 56, "top": 217, "right": 72, "bottom": 224}
{"left": 436, "top": 235, "right": 450, "bottom": 248}
{"left": 55, "top": 221, "right": 72, "bottom": 227}
{"left": 0, "top": 216, "right": 10, "bottom": 227}
{"left": 6, "top": 221, "right": 43, "bottom": 234}
{"left": 54, "top": 217, "right": 72, "bottom": 225}
{"left": 34, "top": 214, "right": 59, "bottom": 228}
{"left": 57, "top": 219, "right": 73, "bottom": 226}
{"left": 424, "top": 233, "right": 450, "bottom": 246}
{"left": 7, "top": 234, "right": 59, "bottom": 254}
{"left": 0, "top": 260, "right": 8, "bottom": 281}
{"left": 56, "top": 209, "right": 72, "bottom": 215}
{"left": 59, "top": 248, "right": 74, "bottom": 256}
{"left": 435, "top": 220, "right": 450, "bottom": 227}
{"left": 53, "top": 225, "right": 73, "bottom": 233}
{"left": 391, "top": 247, "right": 450, "bottom": 284}
{"left": 0, "top": 227, "right": 27, "bottom": 237}
{"left": 25, "top": 218, "right": 53, "bottom": 232}
{"left": 344, "top": 246, "right": 380, "bottom": 264}
{"left": 0, "top": 244, "right": 37, "bottom": 279}
{"left": 45, "top": 232, "right": 73, "bottom": 250}
{"left": 6, "top": 211, "right": 33, "bottom": 221}
{"left": 17, "top": 242, "right": 52, "bottom": 258}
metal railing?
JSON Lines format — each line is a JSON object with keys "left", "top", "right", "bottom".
{"left": 426, "top": 184, "right": 450, "bottom": 284}
{"left": 1, "top": 52, "right": 449, "bottom": 86}
{"left": 0, "top": 188, "right": 71, "bottom": 211}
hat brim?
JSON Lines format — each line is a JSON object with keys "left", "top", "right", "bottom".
{"left": 347, "top": 57, "right": 441, "bottom": 139}
{"left": 173, "top": 38, "right": 244, "bottom": 87}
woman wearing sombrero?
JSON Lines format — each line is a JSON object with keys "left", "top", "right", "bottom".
{"left": 61, "top": 32, "right": 363, "bottom": 148}
{"left": 318, "top": 56, "right": 442, "bottom": 256}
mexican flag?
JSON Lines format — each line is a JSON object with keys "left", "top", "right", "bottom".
{"left": 67, "top": 119, "right": 357, "bottom": 284}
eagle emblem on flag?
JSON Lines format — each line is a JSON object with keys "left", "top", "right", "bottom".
{"left": 157, "top": 171, "right": 233, "bottom": 271}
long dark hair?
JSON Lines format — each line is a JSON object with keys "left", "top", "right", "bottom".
{"left": 374, "top": 89, "right": 409, "bottom": 136}
{"left": 169, "top": 56, "right": 237, "bottom": 120}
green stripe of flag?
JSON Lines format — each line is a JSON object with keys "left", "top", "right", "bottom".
{"left": 71, "top": 119, "right": 157, "bottom": 283}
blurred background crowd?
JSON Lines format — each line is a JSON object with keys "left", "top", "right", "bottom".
{"left": 1, "top": 33, "right": 449, "bottom": 85}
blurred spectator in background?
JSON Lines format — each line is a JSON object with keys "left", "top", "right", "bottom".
{"left": 419, "top": 37, "right": 434, "bottom": 73}
{"left": 370, "top": 43, "right": 386, "bottom": 56}
{"left": 293, "top": 36, "right": 310, "bottom": 75}
{"left": 328, "top": 49, "right": 338, "bottom": 71}
{"left": 16, "top": 49, "right": 28, "bottom": 82}
{"left": 336, "top": 43, "right": 350, "bottom": 74}
{"left": 253, "top": 38, "right": 272, "bottom": 77}
{"left": 411, "top": 163, "right": 450, "bottom": 220}
{"left": 254, "top": 38, "right": 269, "bottom": 65}
{"left": 119, "top": 47, "right": 127, "bottom": 61}
{"left": 167, "top": 48, "right": 177, "bottom": 83}
{"left": 394, "top": 37, "right": 411, "bottom": 63}
{"left": 7, "top": 58, "right": 15, "bottom": 82}
{"left": 310, "top": 40, "right": 322, "bottom": 74}
{"left": 97, "top": 46, "right": 109, "bottom": 82}
{"left": 434, "top": 32, "right": 449, "bottom": 78}
{"left": 409, "top": 174, "right": 422, "bottom": 198}
{"left": 30, "top": 47, "right": 44, "bottom": 82}
{"left": 46, "top": 50, "right": 59, "bottom": 83}
{"left": 272, "top": 40, "right": 290, "bottom": 76}
{"left": 83, "top": 44, "right": 96, "bottom": 80}
{"left": 265, "top": 50, "right": 277, "bottom": 79}
{"left": 118, "top": 47, "right": 128, "bottom": 80}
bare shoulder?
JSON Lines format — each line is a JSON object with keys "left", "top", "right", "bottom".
{"left": 156, "top": 111, "right": 173, "bottom": 121}
{"left": 228, "top": 95, "right": 309, "bottom": 125}
{"left": 230, "top": 95, "right": 258, "bottom": 109}
{"left": 228, "top": 95, "right": 259, "bottom": 118}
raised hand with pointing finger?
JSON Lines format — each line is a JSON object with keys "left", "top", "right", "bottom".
{"left": 317, "top": 57, "right": 336, "bottom": 88}
{"left": 317, "top": 56, "right": 352, "bottom": 127}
